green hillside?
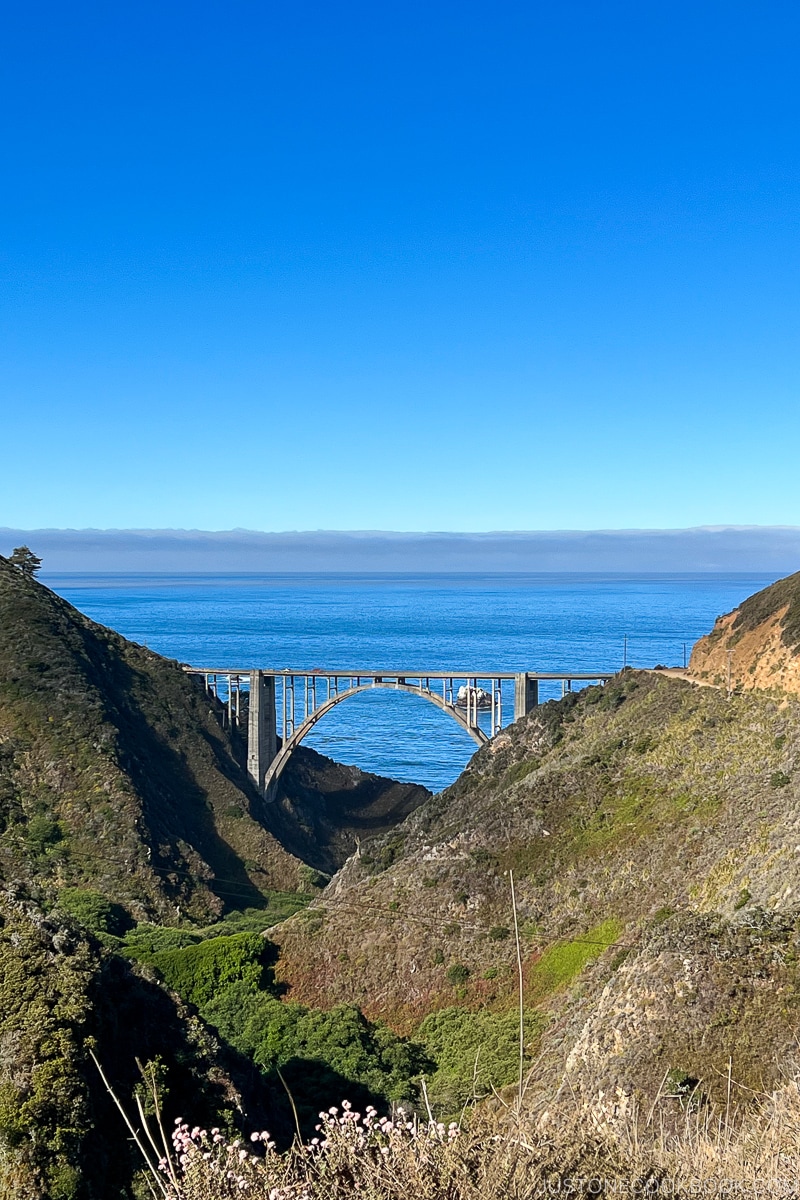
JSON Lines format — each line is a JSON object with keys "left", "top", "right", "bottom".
{"left": 0, "top": 554, "right": 305, "bottom": 921}
{"left": 6, "top": 556, "right": 800, "bottom": 1196}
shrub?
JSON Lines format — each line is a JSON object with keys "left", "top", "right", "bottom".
{"left": 417, "top": 1007, "right": 540, "bottom": 1112}
{"left": 299, "top": 865, "right": 329, "bottom": 889}
{"left": 149, "top": 933, "right": 275, "bottom": 1008}
{"left": 488, "top": 926, "right": 510, "bottom": 941}
{"left": 122, "top": 923, "right": 200, "bottom": 958}
{"left": 56, "top": 888, "right": 131, "bottom": 936}
{"left": 203, "top": 984, "right": 431, "bottom": 1134}
{"left": 445, "top": 963, "right": 470, "bottom": 986}
{"left": 25, "top": 814, "right": 66, "bottom": 857}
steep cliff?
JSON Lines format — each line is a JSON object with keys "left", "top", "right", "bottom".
{"left": 689, "top": 568, "right": 800, "bottom": 694}
{"left": 274, "top": 744, "right": 431, "bottom": 875}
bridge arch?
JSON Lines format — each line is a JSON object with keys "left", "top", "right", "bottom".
{"left": 263, "top": 680, "right": 487, "bottom": 799}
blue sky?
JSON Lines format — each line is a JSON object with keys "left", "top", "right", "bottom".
{"left": 2, "top": 0, "right": 800, "bottom": 532}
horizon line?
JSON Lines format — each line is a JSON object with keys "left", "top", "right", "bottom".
{"left": 3, "top": 523, "right": 800, "bottom": 535}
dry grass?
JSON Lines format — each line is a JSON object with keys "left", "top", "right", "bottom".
{"left": 118, "top": 1069, "right": 800, "bottom": 1199}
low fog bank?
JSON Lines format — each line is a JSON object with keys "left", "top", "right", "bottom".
{"left": 2, "top": 526, "right": 799, "bottom": 574}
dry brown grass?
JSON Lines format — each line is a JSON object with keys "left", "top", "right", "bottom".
{"left": 121, "top": 1072, "right": 800, "bottom": 1199}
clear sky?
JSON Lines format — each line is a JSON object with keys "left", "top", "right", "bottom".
{"left": 2, "top": 1, "right": 800, "bottom": 533}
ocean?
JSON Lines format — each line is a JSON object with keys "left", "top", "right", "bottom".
{"left": 44, "top": 572, "right": 775, "bottom": 793}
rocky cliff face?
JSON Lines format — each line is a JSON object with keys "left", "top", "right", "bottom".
{"left": 274, "top": 745, "right": 431, "bottom": 875}
{"left": 690, "top": 569, "right": 800, "bottom": 694}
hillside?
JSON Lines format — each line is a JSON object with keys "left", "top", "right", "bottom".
{"left": 273, "top": 668, "right": 800, "bottom": 1110}
{"left": 0, "top": 555, "right": 433, "bottom": 925}
{"left": 0, "top": 884, "right": 289, "bottom": 1199}
{"left": 690, "top": 569, "right": 800, "bottom": 693}
{"left": 8, "top": 556, "right": 800, "bottom": 1193}
{"left": 0, "top": 554, "right": 308, "bottom": 921}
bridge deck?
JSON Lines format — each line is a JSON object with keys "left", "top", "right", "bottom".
{"left": 186, "top": 668, "right": 616, "bottom": 680}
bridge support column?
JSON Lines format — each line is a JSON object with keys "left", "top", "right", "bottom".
{"left": 514, "top": 673, "right": 539, "bottom": 721}
{"left": 247, "top": 671, "right": 277, "bottom": 792}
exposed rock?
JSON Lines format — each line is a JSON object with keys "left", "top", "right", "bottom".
{"left": 274, "top": 744, "right": 431, "bottom": 875}
{"left": 690, "top": 568, "right": 800, "bottom": 694}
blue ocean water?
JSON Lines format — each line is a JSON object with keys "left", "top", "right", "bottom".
{"left": 45, "top": 572, "right": 775, "bottom": 792}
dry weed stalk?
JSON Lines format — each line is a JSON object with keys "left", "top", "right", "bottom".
{"left": 92, "top": 1051, "right": 800, "bottom": 1199}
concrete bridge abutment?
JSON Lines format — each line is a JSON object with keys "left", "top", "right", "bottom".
{"left": 514, "top": 672, "right": 539, "bottom": 720}
{"left": 247, "top": 670, "right": 277, "bottom": 791}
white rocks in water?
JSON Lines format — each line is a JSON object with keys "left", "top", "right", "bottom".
{"left": 456, "top": 685, "right": 492, "bottom": 710}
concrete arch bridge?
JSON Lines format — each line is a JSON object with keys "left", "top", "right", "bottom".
{"left": 186, "top": 668, "right": 614, "bottom": 798}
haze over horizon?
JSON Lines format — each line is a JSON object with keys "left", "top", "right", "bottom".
{"left": 4, "top": 525, "right": 800, "bottom": 575}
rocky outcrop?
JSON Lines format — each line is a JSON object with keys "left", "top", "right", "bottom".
{"left": 690, "top": 569, "right": 800, "bottom": 694}
{"left": 274, "top": 745, "right": 430, "bottom": 875}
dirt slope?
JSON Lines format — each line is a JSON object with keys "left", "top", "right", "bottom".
{"left": 690, "top": 568, "right": 800, "bottom": 694}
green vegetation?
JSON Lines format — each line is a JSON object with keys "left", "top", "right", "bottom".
{"left": 527, "top": 919, "right": 623, "bottom": 1001}
{"left": 416, "top": 1007, "right": 544, "bottom": 1112}
{"left": 55, "top": 887, "right": 131, "bottom": 936}
{"left": 445, "top": 963, "right": 470, "bottom": 986}
{"left": 360, "top": 832, "right": 407, "bottom": 874}
{"left": 207, "top": 985, "right": 429, "bottom": 1114}
{"left": 503, "top": 757, "right": 540, "bottom": 786}
{"left": 0, "top": 900, "right": 95, "bottom": 1198}
{"left": 8, "top": 545, "right": 42, "bottom": 578}
{"left": 123, "top": 928, "right": 431, "bottom": 1136}
{"left": 146, "top": 932, "right": 274, "bottom": 1008}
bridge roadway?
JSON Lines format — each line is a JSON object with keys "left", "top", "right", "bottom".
{"left": 184, "top": 668, "right": 616, "bottom": 799}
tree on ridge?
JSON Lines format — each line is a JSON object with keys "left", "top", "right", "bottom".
{"left": 9, "top": 546, "right": 42, "bottom": 579}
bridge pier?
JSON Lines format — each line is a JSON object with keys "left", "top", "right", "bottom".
{"left": 514, "top": 672, "right": 539, "bottom": 720}
{"left": 247, "top": 671, "right": 277, "bottom": 792}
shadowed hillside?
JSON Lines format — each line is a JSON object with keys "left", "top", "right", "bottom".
{"left": 274, "top": 744, "right": 431, "bottom": 875}
{"left": 0, "top": 554, "right": 305, "bottom": 921}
